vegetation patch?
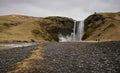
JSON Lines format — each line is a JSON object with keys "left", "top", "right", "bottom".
{"left": 8, "top": 46, "right": 44, "bottom": 73}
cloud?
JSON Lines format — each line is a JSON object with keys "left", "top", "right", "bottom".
{"left": 0, "top": 0, "right": 120, "bottom": 20}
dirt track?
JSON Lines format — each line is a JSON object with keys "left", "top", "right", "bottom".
{"left": 0, "top": 46, "right": 36, "bottom": 73}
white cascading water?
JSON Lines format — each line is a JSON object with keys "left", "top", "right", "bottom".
{"left": 59, "top": 20, "right": 84, "bottom": 42}
{"left": 78, "top": 20, "right": 84, "bottom": 41}
{"left": 0, "top": 43, "right": 39, "bottom": 48}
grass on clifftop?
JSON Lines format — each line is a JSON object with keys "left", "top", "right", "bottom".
{"left": 83, "top": 12, "right": 120, "bottom": 41}
{"left": 0, "top": 15, "right": 74, "bottom": 42}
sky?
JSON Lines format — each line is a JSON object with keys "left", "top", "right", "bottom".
{"left": 0, "top": 0, "right": 120, "bottom": 20}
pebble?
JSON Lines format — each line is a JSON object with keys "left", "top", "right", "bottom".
{"left": 37, "top": 41, "right": 120, "bottom": 73}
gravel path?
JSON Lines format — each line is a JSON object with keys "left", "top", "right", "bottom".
{"left": 0, "top": 46, "right": 37, "bottom": 73}
{"left": 35, "top": 41, "right": 120, "bottom": 73}
{"left": 0, "top": 42, "right": 120, "bottom": 73}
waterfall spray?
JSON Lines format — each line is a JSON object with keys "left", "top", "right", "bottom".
{"left": 59, "top": 20, "right": 84, "bottom": 42}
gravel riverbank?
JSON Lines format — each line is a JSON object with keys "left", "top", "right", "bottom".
{"left": 37, "top": 41, "right": 120, "bottom": 73}
{"left": 0, "top": 41, "right": 120, "bottom": 73}
{"left": 0, "top": 46, "right": 37, "bottom": 73}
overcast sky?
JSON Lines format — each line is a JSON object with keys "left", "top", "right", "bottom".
{"left": 0, "top": 0, "right": 120, "bottom": 20}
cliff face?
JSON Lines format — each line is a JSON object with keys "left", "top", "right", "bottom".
{"left": 83, "top": 12, "right": 120, "bottom": 41}
{"left": 0, "top": 15, "right": 74, "bottom": 42}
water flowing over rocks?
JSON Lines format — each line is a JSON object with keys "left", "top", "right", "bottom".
{"left": 0, "top": 42, "right": 39, "bottom": 48}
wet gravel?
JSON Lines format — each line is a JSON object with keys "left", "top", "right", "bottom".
{"left": 34, "top": 41, "right": 120, "bottom": 73}
{"left": 0, "top": 46, "right": 37, "bottom": 73}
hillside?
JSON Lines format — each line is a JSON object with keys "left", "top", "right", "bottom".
{"left": 0, "top": 15, "right": 74, "bottom": 42}
{"left": 83, "top": 12, "right": 120, "bottom": 41}
{"left": 0, "top": 12, "right": 120, "bottom": 42}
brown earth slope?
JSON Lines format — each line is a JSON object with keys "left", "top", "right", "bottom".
{"left": 0, "top": 15, "right": 74, "bottom": 42}
{"left": 83, "top": 12, "right": 120, "bottom": 41}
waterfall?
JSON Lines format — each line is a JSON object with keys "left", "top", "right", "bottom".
{"left": 71, "top": 20, "right": 84, "bottom": 42}
{"left": 73, "top": 21, "right": 77, "bottom": 41}
{"left": 59, "top": 20, "right": 84, "bottom": 42}
{"left": 79, "top": 20, "right": 85, "bottom": 41}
